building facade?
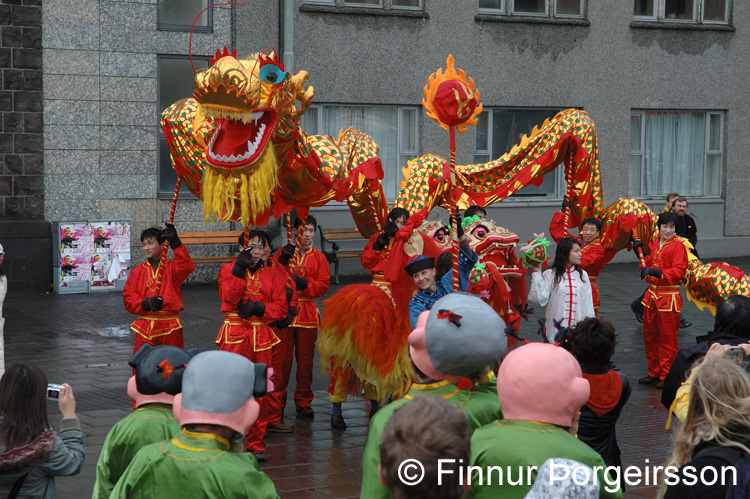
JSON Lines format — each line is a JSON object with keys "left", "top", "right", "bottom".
{"left": 0, "top": 0, "right": 746, "bottom": 290}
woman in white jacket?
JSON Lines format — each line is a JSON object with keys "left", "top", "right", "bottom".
{"left": 529, "top": 237, "right": 595, "bottom": 343}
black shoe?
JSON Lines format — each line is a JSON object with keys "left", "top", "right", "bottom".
{"left": 638, "top": 375, "right": 659, "bottom": 385}
{"left": 631, "top": 303, "right": 644, "bottom": 323}
{"left": 252, "top": 451, "right": 267, "bottom": 462}
{"left": 679, "top": 319, "right": 692, "bottom": 329}
{"left": 331, "top": 415, "right": 347, "bottom": 429}
{"left": 655, "top": 380, "right": 664, "bottom": 389}
{"left": 296, "top": 405, "right": 314, "bottom": 418}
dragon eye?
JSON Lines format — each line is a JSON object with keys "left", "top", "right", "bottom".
{"left": 259, "top": 64, "right": 287, "bottom": 85}
{"left": 471, "top": 225, "right": 488, "bottom": 238}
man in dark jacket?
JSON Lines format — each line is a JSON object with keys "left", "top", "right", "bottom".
{"left": 672, "top": 196, "right": 698, "bottom": 257}
{"left": 661, "top": 295, "right": 750, "bottom": 410}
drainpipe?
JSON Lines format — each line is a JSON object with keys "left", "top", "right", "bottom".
{"left": 280, "top": 0, "right": 294, "bottom": 74}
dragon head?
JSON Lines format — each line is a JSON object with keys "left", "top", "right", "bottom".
{"left": 463, "top": 217, "right": 523, "bottom": 279}
{"left": 170, "top": 47, "right": 314, "bottom": 225}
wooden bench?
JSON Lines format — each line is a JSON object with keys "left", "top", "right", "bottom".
{"left": 180, "top": 230, "right": 243, "bottom": 264}
{"left": 318, "top": 226, "right": 367, "bottom": 284}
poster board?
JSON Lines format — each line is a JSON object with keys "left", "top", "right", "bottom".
{"left": 53, "top": 221, "right": 131, "bottom": 294}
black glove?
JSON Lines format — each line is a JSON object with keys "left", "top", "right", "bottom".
{"left": 293, "top": 274, "right": 308, "bottom": 291}
{"left": 632, "top": 239, "right": 644, "bottom": 254}
{"left": 277, "top": 244, "right": 295, "bottom": 266}
{"left": 141, "top": 296, "right": 163, "bottom": 312}
{"left": 560, "top": 198, "right": 570, "bottom": 213}
{"left": 451, "top": 213, "right": 464, "bottom": 239}
{"left": 372, "top": 233, "right": 390, "bottom": 251}
{"left": 231, "top": 249, "right": 254, "bottom": 279}
{"left": 274, "top": 307, "right": 296, "bottom": 329}
{"left": 237, "top": 300, "right": 253, "bottom": 319}
{"left": 383, "top": 220, "right": 399, "bottom": 237}
{"left": 640, "top": 267, "right": 663, "bottom": 279}
{"left": 159, "top": 223, "right": 181, "bottom": 249}
{"left": 252, "top": 301, "right": 265, "bottom": 317}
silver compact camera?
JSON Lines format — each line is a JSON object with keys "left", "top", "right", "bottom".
{"left": 46, "top": 383, "right": 65, "bottom": 401}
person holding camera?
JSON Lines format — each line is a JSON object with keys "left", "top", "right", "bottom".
{"left": 661, "top": 350, "right": 750, "bottom": 499}
{"left": 661, "top": 295, "right": 750, "bottom": 412}
{"left": 215, "top": 230, "right": 287, "bottom": 461}
{"left": 122, "top": 225, "right": 195, "bottom": 352}
{"left": 0, "top": 364, "right": 83, "bottom": 498}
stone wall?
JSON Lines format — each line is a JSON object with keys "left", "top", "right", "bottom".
{"left": 41, "top": 2, "right": 251, "bottom": 280}
{"left": 0, "top": 0, "right": 43, "bottom": 218}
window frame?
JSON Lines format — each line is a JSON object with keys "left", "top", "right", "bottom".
{"left": 633, "top": 0, "right": 730, "bottom": 25}
{"left": 474, "top": 108, "right": 566, "bottom": 199}
{"left": 157, "top": 0, "right": 214, "bottom": 32}
{"left": 157, "top": 54, "right": 211, "bottom": 197}
{"left": 301, "top": 104, "right": 421, "bottom": 202}
{"left": 303, "top": 0, "right": 424, "bottom": 10}
{"left": 628, "top": 109, "right": 724, "bottom": 199}
{"left": 479, "top": 0, "right": 586, "bottom": 19}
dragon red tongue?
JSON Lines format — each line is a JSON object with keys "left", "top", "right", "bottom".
{"left": 215, "top": 118, "right": 254, "bottom": 151}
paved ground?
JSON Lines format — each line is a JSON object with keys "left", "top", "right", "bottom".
{"left": 4, "top": 256, "right": 749, "bottom": 498}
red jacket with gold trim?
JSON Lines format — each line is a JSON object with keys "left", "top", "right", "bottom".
{"left": 216, "top": 263, "right": 287, "bottom": 351}
{"left": 273, "top": 246, "right": 330, "bottom": 328}
{"left": 123, "top": 245, "right": 195, "bottom": 340}
{"left": 641, "top": 236, "right": 688, "bottom": 312}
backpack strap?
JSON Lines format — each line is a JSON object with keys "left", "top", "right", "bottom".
{"left": 7, "top": 472, "right": 29, "bottom": 499}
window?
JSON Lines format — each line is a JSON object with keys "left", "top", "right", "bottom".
{"left": 634, "top": 0, "right": 729, "bottom": 24}
{"left": 300, "top": 105, "right": 419, "bottom": 199}
{"left": 304, "top": 0, "right": 423, "bottom": 9}
{"left": 474, "top": 108, "right": 564, "bottom": 197}
{"left": 629, "top": 110, "right": 723, "bottom": 198}
{"left": 479, "top": 0, "right": 584, "bottom": 18}
{"left": 158, "top": 56, "right": 210, "bottom": 195}
{"left": 158, "top": 0, "right": 212, "bottom": 31}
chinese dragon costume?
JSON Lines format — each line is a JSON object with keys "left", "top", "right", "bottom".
{"left": 161, "top": 47, "right": 749, "bottom": 405}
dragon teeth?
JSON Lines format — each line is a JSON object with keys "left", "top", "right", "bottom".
{"left": 207, "top": 113, "right": 267, "bottom": 163}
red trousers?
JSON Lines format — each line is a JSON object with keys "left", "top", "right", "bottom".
{"left": 279, "top": 327, "right": 317, "bottom": 410}
{"left": 264, "top": 331, "right": 288, "bottom": 427}
{"left": 643, "top": 302, "right": 679, "bottom": 380}
{"left": 133, "top": 327, "right": 183, "bottom": 354}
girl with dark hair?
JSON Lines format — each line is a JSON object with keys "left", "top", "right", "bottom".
{"left": 528, "top": 237, "right": 595, "bottom": 342}
{"left": 0, "top": 363, "right": 83, "bottom": 498}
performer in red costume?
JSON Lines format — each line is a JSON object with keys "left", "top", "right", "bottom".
{"left": 262, "top": 235, "right": 297, "bottom": 433}
{"left": 123, "top": 225, "right": 195, "bottom": 352}
{"left": 273, "top": 215, "right": 330, "bottom": 419}
{"left": 215, "top": 229, "right": 287, "bottom": 461}
{"left": 319, "top": 207, "right": 442, "bottom": 429}
{"left": 634, "top": 211, "right": 688, "bottom": 389}
{"left": 550, "top": 201, "right": 615, "bottom": 314}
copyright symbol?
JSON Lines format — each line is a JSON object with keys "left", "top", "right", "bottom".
{"left": 398, "top": 458, "right": 425, "bottom": 486}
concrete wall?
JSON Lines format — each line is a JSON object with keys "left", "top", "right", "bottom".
{"left": 32, "top": 1, "right": 750, "bottom": 290}
{"left": 290, "top": 0, "right": 750, "bottom": 260}
{"left": 40, "top": 1, "right": 276, "bottom": 277}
